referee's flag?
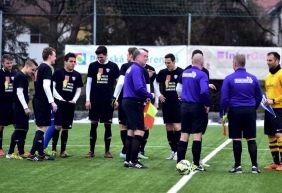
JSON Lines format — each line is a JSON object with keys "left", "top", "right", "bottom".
{"left": 144, "top": 102, "right": 158, "bottom": 128}
{"left": 260, "top": 93, "right": 276, "bottom": 118}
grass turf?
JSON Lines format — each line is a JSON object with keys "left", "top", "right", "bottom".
{"left": 0, "top": 124, "right": 278, "bottom": 193}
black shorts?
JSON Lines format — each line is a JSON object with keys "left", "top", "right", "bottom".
{"left": 13, "top": 103, "right": 29, "bottom": 130}
{"left": 118, "top": 100, "right": 127, "bottom": 125}
{"left": 33, "top": 98, "right": 51, "bottom": 127}
{"left": 54, "top": 100, "right": 75, "bottom": 129}
{"left": 264, "top": 108, "right": 282, "bottom": 135}
{"left": 89, "top": 101, "right": 113, "bottom": 123}
{"left": 122, "top": 99, "right": 144, "bottom": 130}
{"left": 228, "top": 107, "right": 257, "bottom": 139}
{"left": 181, "top": 103, "right": 206, "bottom": 134}
{"left": 162, "top": 100, "right": 181, "bottom": 124}
{"left": 0, "top": 102, "right": 14, "bottom": 126}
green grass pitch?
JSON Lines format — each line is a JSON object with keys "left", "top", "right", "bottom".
{"left": 0, "top": 123, "right": 280, "bottom": 193}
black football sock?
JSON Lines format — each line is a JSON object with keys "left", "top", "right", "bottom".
{"left": 120, "top": 130, "right": 127, "bottom": 154}
{"left": 90, "top": 122, "right": 98, "bottom": 153}
{"left": 125, "top": 135, "right": 133, "bottom": 162}
{"left": 8, "top": 130, "right": 17, "bottom": 154}
{"left": 247, "top": 140, "right": 257, "bottom": 167}
{"left": 177, "top": 141, "right": 188, "bottom": 163}
{"left": 36, "top": 130, "right": 45, "bottom": 156}
{"left": 167, "top": 131, "right": 174, "bottom": 151}
{"left": 131, "top": 135, "right": 143, "bottom": 163}
{"left": 104, "top": 124, "right": 112, "bottom": 153}
{"left": 17, "top": 130, "right": 27, "bottom": 155}
{"left": 52, "top": 129, "right": 60, "bottom": 152}
{"left": 173, "top": 130, "right": 181, "bottom": 152}
{"left": 61, "top": 130, "right": 68, "bottom": 153}
{"left": 140, "top": 130, "right": 149, "bottom": 154}
{"left": 192, "top": 140, "right": 201, "bottom": 166}
{"left": 233, "top": 140, "right": 242, "bottom": 167}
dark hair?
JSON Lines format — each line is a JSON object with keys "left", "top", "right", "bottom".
{"left": 164, "top": 53, "right": 175, "bottom": 62}
{"left": 233, "top": 54, "right": 246, "bottom": 67}
{"left": 95, "top": 46, "right": 107, "bottom": 55}
{"left": 191, "top": 49, "right": 203, "bottom": 57}
{"left": 25, "top": 58, "right": 38, "bottom": 67}
{"left": 132, "top": 49, "right": 141, "bottom": 60}
{"left": 267, "top": 52, "right": 280, "bottom": 61}
{"left": 1, "top": 54, "right": 13, "bottom": 63}
{"left": 128, "top": 47, "right": 137, "bottom": 55}
{"left": 42, "top": 47, "right": 56, "bottom": 61}
{"left": 140, "top": 48, "right": 149, "bottom": 53}
{"left": 64, "top": 52, "right": 76, "bottom": 61}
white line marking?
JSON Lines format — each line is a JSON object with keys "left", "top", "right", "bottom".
{"left": 167, "top": 139, "right": 232, "bottom": 193}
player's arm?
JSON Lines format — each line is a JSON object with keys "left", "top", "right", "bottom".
{"left": 53, "top": 82, "right": 65, "bottom": 101}
{"left": 113, "top": 75, "right": 124, "bottom": 99}
{"left": 70, "top": 87, "right": 81, "bottom": 104}
{"left": 16, "top": 87, "right": 30, "bottom": 115}
{"left": 43, "top": 79, "right": 57, "bottom": 112}
{"left": 85, "top": 77, "right": 92, "bottom": 110}
{"left": 153, "top": 79, "right": 161, "bottom": 106}
{"left": 176, "top": 83, "right": 182, "bottom": 97}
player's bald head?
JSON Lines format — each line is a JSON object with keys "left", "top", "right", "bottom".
{"left": 192, "top": 53, "right": 204, "bottom": 67}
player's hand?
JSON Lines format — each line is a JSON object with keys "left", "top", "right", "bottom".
{"left": 159, "top": 95, "right": 166, "bottom": 103}
{"left": 85, "top": 101, "right": 91, "bottom": 110}
{"left": 24, "top": 108, "right": 31, "bottom": 116}
{"left": 146, "top": 98, "right": 151, "bottom": 103}
{"left": 209, "top": 84, "right": 217, "bottom": 90}
{"left": 51, "top": 102, "right": 58, "bottom": 112}
{"left": 147, "top": 69, "right": 155, "bottom": 78}
{"left": 205, "top": 106, "right": 210, "bottom": 113}
{"left": 265, "top": 98, "right": 274, "bottom": 105}
{"left": 111, "top": 98, "right": 118, "bottom": 109}
{"left": 222, "top": 114, "right": 228, "bottom": 124}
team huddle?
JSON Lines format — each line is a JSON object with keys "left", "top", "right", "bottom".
{"left": 0, "top": 46, "right": 281, "bottom": 174}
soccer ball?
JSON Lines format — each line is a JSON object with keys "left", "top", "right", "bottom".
{"left": 176, "top": 160, "right": 192, "bottom": 175}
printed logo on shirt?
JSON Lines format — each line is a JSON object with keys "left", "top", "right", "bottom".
{"left": 97, "top": 68, "right": 103, "bottom": 81}
{"left": 234, "top": 76, "right": 253, "bottom": 84}
{"left": 72, "top": 76, "right": 76, "bottom": 81}
{"left": 165, "top": 75, "right": 176, "bottom": 91}
{"left": 97, "top": 68, "right": 109, "bottom": 84}
{"left": 165, "top": 75, "right": 171, "bottom": 88}
{"left": 174, "top": 75, "right": 178, "bottom": 79}
{"left": 4, "top": 76, "right": 13, "bottom": 92}
{"left": 106, "top": 68, "right": 110, "bottom": 73}
{"left": 63, "top": 75, "right": 69, "bottom": 88}
{"left": 182, "top": 71, "right": 196, "bottom": 78}
{"left": 62, "top": 75, "right": 74, "bottom": 92}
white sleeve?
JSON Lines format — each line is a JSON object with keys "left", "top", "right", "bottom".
{"left": 72, "top": 87, "right": 82, "bottom": 103}
{"left": 153, "top": 79, "right": 161, "bottom": 98}
{"left": 43, "top": 79, "right": 54, "bottom": 103}
{"left": 53, "top": 82, "right": 64, "bottom": 101}
{"left": 176, "top": 83, "right": 182, "bottom": 97}
{"left": 16, "top": 87, "right": 28, "bottom": 109}
{"left": 113, "top": 75, "right": 124, "bottom": 98}
{"left": 146, "top": 84, "right": 151, "bottom": 92}
{"left": 86, "top": 77, "right": 92, "bottom": 101}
